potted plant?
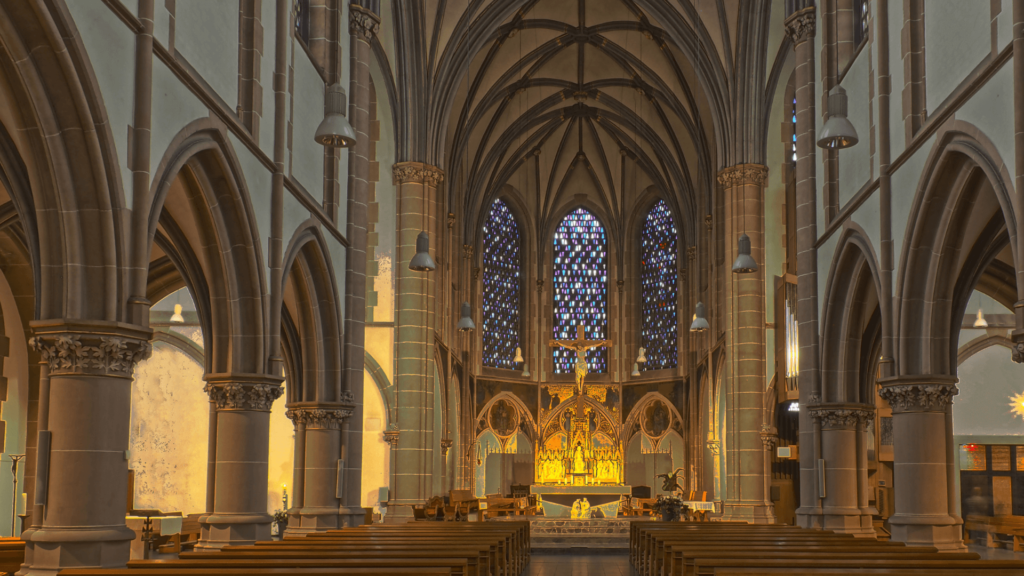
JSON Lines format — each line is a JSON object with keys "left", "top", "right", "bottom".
{"left": 273, "top": 509, "right": 289, "bottom": 539}
{"left": 652, "top": 495, "right": 686, "bottom": 522}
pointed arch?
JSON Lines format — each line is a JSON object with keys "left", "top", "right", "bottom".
{"left": 482, "top": 197, "right": 524, "bottom": 369}
{"left": 638, "top": 199, "right": 679, "bottom": 371}
{"left": 551, "top": 206, "right": 609, "bottom": 374}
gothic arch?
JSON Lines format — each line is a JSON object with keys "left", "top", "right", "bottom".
{"left": 364, "top": 351, "right": 394, "bottom": 425}
{"left": 820, "top": 226, "right": 883, "bottom": 403}
{"left": 895, "top": 126, "right": 1019, "bottom": 376}
{"left": 281, "top": 221, "right": 344, "bottom": 403}
{"left": 623, "top": 391, "right": 685, "bottom": 447}
{"left": 478, "top": 391, "right": 539, "bottom": 444}
{"left": 145, "top": 124, "right": 269, "bottom": 375}
{"left": 0, "top": 1, "right": 127, "bottom": 321}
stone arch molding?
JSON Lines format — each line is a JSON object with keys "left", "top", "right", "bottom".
{"left": 820, "top": 225, "right": 883, "bottom": 404}
{"left": 364, "top": 351, "right": 394, "bottom": 428}
{"left": 894, "top": 124, "right": 1020, "bottom": 377}
{"left": 145, "top": 121, "right": 270, "bottom": 375}
{"left": 477, "top": 392, "right": 538, "bottom": 448}
{"left": 623, "top": 392, "right": 685, "bottom": 450}
{"left": 0, "top": 0, "right": 128, "bottom": 322}
{"left": 540, "top": 394, "right": 619, "bottom": 448}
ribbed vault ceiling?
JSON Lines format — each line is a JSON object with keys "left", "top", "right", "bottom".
{"left": 410, "top": 0, "right": 780, "bottom": 253}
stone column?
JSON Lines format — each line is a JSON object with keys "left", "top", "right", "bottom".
{"left": 285, "top": 402, "right": 353, "bottom": 535}
{"left": 785, "top": 6, "right": 824, "bottom": 529}
{"left": 809, "top": 403, "right": 876, "bottom": 536}
{"left": 878, "top": 376, "right": 966, "bottom": 551}
{"left": 196, "top": 374, "right": 283, "bottom": 549}
{"left": 339, "top": 2, "right": 381, "bottom": 528}
{"left": 718, "top": 163, "right": 774, "bottom": 524}
{"left": 18, "top": 321, "right": 152, "bottom": 576}
{"left": 389, "top": 162, "right": 442, "bottom": 522}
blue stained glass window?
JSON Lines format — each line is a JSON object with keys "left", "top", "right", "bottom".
{"left": 552, "top": 208, "right": 608, "bottom": 374}
{"left": 640, "top": 200, "right": 678, "bottom": 370}
{"left": 483, "top": 198, "right": 522, "bottom": 369}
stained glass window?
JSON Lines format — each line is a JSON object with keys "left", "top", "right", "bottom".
{"left": 482, "top": 199, "right": 522, "bottom": 369}
{"left": 553, "top": 208, "right": 608, "bottom": 374}
{"left": 640, "top": 200, "right": 678, "bottom": 371}
{"left": 853, "top": 0, "right": 869, "bottom": 48}
{"left": 790, "top": 97, "right": 797, "bottom": 164}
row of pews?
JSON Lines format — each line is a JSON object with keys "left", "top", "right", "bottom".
{"left": 631, "top": 521, "right": 1024, "bottom": 576}
{"left": 60, "top": 521, "right": 528, "bottom": 576}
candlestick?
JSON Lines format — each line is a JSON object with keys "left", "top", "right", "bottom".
{"left": 8, "top": 455, "right": 24, "bottom": 537}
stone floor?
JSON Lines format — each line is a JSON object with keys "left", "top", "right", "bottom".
{"left": 524, "top": 554, "right": 634, "bottom": 576}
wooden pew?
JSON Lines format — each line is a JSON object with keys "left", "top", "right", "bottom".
{"left": 694, "top": 557, "right": 1024, "bottom": 575}
{"left": 181, "top": 549, "right": 483, "bottom": 576}
{"left": 0, "top": 537, "right": 25, "bottom": 574}
{"left": 61, "top": 568, "right": 453, "bottom": 576}
{"left": 121, "top": 557, "right": 470, "bottom": 576}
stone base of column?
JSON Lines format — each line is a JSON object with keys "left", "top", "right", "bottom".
{"left": 16, "top": 525, "right": 136, "bottom": 576}
{"left": 795, "top": 508, "right": 824, "bottom": 530}
{"left": 383, "top": 505, "right": 415, "bottom": 524}
{"left": 889, "top": 516, "right": 966, "bottom": 552}
{"left": 339, "top": 506, "right": 371, "bottom": 527}
{"left": 821, "top": 507, "right": 876, "bottom": 537}
{"left": 195, "top": 513, "right": 272, "bottom": 550}
{"left": 283, "top": 506, "right": 342, "bottom": 536}
{"left": 720, "top": 501, "right": 776, "bottom": 524}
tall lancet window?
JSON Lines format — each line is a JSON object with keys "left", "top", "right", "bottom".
{"left": 482, "top": 198, "right": 522, "bottom": 369}
{"left": 640, "top": 200, "right": 678, "bottom": 370}
{"left": 553, "top": 207, "right": 608, "bottom": 374}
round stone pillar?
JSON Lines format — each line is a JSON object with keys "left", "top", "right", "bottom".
{"left": 18, "top": 321, "right": 152, "bottom": 576}
{"left": 809, "top": 403, "right": 876, "bottom": 536}
{"left": 284, "top": 403, "right": 352, "bottom": 535}
{"left": 196, "top": 374, "right": 283, "bottom": 550}
{"left": 878, "top": 376, "right": 965, "bottom": 552}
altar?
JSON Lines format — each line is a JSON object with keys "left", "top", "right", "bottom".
{"left": 531, "top": 485, "right": 631, "bottom": 518}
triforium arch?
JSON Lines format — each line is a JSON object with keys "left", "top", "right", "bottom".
{"left": 882, "top": 124, "right": 1019, "bottom": 552}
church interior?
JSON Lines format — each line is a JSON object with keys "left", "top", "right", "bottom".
{"left": 0, "top": 0, "right": 1021, "bottom": 574}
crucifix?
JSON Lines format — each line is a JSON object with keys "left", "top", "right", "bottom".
{"left": 549, "top": 324, "right": 613, "bottom": 400}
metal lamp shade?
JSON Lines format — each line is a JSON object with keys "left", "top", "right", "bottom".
{"left": 514, "top": 347, "right": 524, "bottom": 363}
{"left": 690, "top": 301, "right": 710, "bottom": 332}
{"left": 457, "top": 301, "right": 476, "bottom": 332}
{"left": 314, "top": 84, "right": 357, "bottom": 148}
{"left": 732, "top": 233, "right": 758, "bottom": 274}
{"left": 817, "top": 85, "right": 859, "bottom": 149}
{"left": 631, "top": 363, "right": 641, "bottom": 377}
{"left": 409, "top": 232, "right": 437, "bottom": 271}
{"left": 521, "top": 363, "right": 531, "bottom": 378}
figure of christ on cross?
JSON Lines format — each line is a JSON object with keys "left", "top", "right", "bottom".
{"left": 549, "top": 324, "right": 613, "bottom": 396}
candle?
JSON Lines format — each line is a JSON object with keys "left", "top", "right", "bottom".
{"left": 19, "top": 493, "right": 26, "bottom": 515}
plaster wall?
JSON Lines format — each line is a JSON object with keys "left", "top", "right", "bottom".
{"left": 259, "top": 2, "right": 279, "bottom": 156}
{"left": 175, "top": 0, "right": 239, "bottom": 109}
{"left": 925, "top": 0, "right": 990, "bottom": 115}
{"left": 65, "top": 1, "right": 134, "bottom": 205}
{"left": 0, "top": 270, "right": 28, "bottom": 536}
{"left": 885, "top": 0, "right": 905, "bottom": 158}
{"left": 955, "top": 64, "right": 1015, "bottom": 174}
{"left": 816, "top": 233, "right": 840, "bottom": 320}
{"left": 888, "top": 133, "right": 935, "bottom": 279}
{"left": 149, "top": 59, "right": 210, "bottom": 183}
{"left": 362, "top": 368, "right": 389, "bottom": 509}
{"left": 229, "top": 132, "right": 273, "bottom": 278}
{"left": 849, "top": 191, "right": 881, "bottom": 254}
{"left": 291, "top": 50, "right": 329, "bottom": 203}
{"left": 953, "top": 345, "right": 1024, "bottom": 437}
{"left": 838, "top": 49, "right": 872, "bottom": 203}
{"left": 129, "top": 342, "right": 208, "bottom": 514}
{"left": 369, "top": 61, "right": 397, "bottom": 323}
{"left": 268, "top": 375, "right": 294, "bottom": 514}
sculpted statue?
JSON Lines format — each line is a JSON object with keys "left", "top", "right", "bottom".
{"left": 656, "top": 467, "right": 686, "bottom": 495}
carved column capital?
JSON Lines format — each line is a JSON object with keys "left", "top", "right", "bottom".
{"left": 440, "top": 438, "right": 453, "bottom": 456}
{"left": 784, "top": 7, "right": 816, "bottom": 45}
{"left": 1011, "top": 326, "right": 1024, "bottom": 363}
{"left": 878, "top": 376, "right": 959, "bottom": 413}
{"left": 204, "top": 374, "right": 284, "bottom": 411}
{"left": 349, "top": 3, "right": 381, "bottom": 41}
{"left": 392, "top": 162, "right": 444, "bottom": 186}
{"left": 706, "top": 440, "right": 720, "bottom": 455}
{"left": 383, "top": 424, "right": 400, "bottom": 446}
{"left": 286, "top": 402, "right": 353, "bottom": 430}
{"left": 808, "top": 403, "right": 875, "bottom": 429}
{"left": 687, "top": 246, "right": 697, "bottom": 261}
{"left": 29, "top": 320, "right": 153, "bottom": 377}
{"left": 759, "top": 424, "right": 779, "bottom": 450}
{"left": 463, "top": 244, "right": 473, "bottom": 260}
{"left": 716, "top": 163, "right": 769, "bottom": 187}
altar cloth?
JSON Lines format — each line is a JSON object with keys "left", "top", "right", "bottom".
{"left": 531, "top": 485, "right": 631, "bottom": 517}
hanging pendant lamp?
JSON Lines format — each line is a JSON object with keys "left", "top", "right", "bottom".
{"left": 514, "top": 347, "right": 524, "bottom": 363}
{"left": 170, "top": 303, "right": 185, "bottom": 323}
{"left": 457, "top": 302, "right": 475, "bottom": 332}
{"left": 314, "top": 84, "right": 357, "bottom": 148}
{"left": 817, "top": 85, "right": 859, "bottom": 149}
{"left": 973, "top": 308, "right": 989, "bottom": 328}
{"left": 631, "top": 362, "right": 641, "bottom": 377}
{"left": 521, "top": 363, "right": 531, "bottom": 378}
{"left": 409, "top": 232, "right": 436, "bottom": 271}
{"left": 690, "top": 302, "right": 710, "bottom": 333}
{"left": 732, "top": 233, "right": 758, "bottom": 274}
{"left": 637, "top": 347, "right": 647, "bottom": 363}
